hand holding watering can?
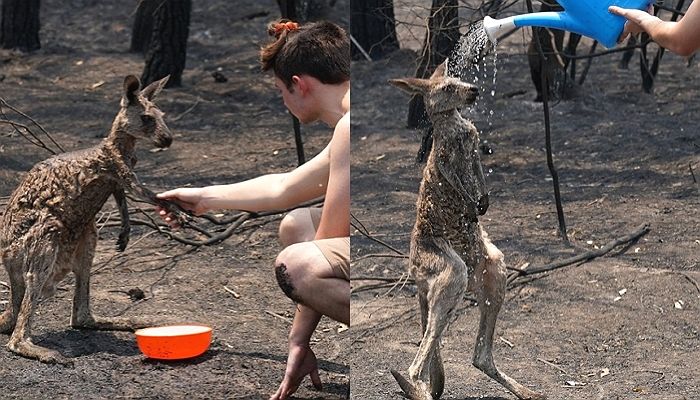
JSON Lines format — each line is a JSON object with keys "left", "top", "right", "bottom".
{"left": 608, "top": 3, "right": 655, "bottom": 42}
{"left": 609, "top": 1, "right": 700, "bottom": 56}
{"left": 484, "top": 0, "right": 700, "bottom": 55}
{"left": 483, "top": 0, "right": 653, "bottom": 48}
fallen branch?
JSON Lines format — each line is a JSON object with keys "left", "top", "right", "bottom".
{"left": 0, "top": 98, "right": 64, "bottom": 154}
{"left": 514, "top": 223, "right": 650, "bottom": 276}
{"left": 0, "top": 281, "right": 9, "bottom": 289}
{"left": 351, "top": 253, "right": 408, "bottom": 264}
{"left": 351, "top": 213, "right": 406, "bottom": 255}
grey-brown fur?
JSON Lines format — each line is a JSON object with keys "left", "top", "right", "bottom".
{"left": 389, "top": 63, "right": 544, "bottom": 400}
{"left": 0, "top": 75, "right": 172, "bottom": 365}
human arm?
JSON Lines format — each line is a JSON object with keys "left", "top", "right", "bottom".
{"left": 609, "top": 1, "right": 700, "bottom": 56}
{"left": 156, "top": 143, "right": 330, "bottom": 216}
{"left": 314, "top": 112, "right": 350, "bottom": 240}
{"left": 271, "top": 113, "right": 350, "bottom": 399}
{"left": 270, "top": 305, "right": 323, "bottom": 400}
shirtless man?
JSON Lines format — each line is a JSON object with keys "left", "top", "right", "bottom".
{"left": 157, "top": 20, "right": 350, "bottom": 400}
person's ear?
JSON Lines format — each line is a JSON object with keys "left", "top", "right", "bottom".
{"left": 292, "top": 75, "right": 308, "bottom": 95}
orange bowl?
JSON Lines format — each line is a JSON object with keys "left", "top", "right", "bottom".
{"left": 135, "top": 325, "right": 212, "bottom": 360}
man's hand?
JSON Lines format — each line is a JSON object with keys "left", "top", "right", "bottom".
{"left": 156, "top": 187, "right": 208, "bottom": 227}
{"left": 270, "top": 343, "right": 322, "bottom": 400}
{"left": 609, "top": 5, "right": 657, "bottom": 43}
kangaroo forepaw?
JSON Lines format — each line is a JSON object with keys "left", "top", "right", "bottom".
{"left": 390, "top": 369, "right": 433, "bottom": 400}
{"left": 116, "top": 235, "right": 129, "bottom": 252}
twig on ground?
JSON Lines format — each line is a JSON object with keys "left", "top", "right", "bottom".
{"left": 512, "top": 224, "right": 650, "bottom": 277}
{"left": 537, "top": 358, "right": 569, "bottom": 375}
{"left": 351, "top": 213, "right": 406, "bottom": 255}
{"left": 351, "top": 253, "right": 409, "bottom": 264}
{"left": 223, "top": 285, "right": 240, "bottom": 299}
{"left": 353, "top": 276, "right": 412, "bottom": 283}
{"left": 667, "top": 271, "right": 700, "bottom": 296}
{"left": 634, "top": 369, "right": 665, "bottom": 384}
{"left": 265, "top": 310, "right": 292, "bottom": 324}
{"left": 499, "top": 337, "right": 514, "bottom": 348}
{"left": 171, "top": 97, "right": 201, "bottom": 121}
{"left": 0, "top": 281, "right": 9, "bottom": 289}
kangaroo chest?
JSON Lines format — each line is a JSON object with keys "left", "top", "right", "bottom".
{"left": 413, "top": 124, "right": 484, "bottom": 265}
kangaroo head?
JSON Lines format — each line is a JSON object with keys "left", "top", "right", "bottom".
{"left": 389, "top": 61, "right": 478, "bottom": 116}
{"left": 119, "top": 75, "right": 172, "bottom": 148}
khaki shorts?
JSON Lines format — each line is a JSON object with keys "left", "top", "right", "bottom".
{"left": 308, "top": 207, "right": 350, "bottom": 281}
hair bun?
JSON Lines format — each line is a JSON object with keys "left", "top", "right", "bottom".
{"left": 269, "top": 20, "right": 299, "bottom": 39}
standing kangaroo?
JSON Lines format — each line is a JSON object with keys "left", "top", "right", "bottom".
{"left": 0, "top": 75, "right": 172, "bottom": 364}
{"left": 389, "top": 63, "right": 544, "bottom": 400}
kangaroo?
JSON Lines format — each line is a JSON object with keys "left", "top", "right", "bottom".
{"left": 388, "top": 63, "right": 544, "bottom": 400}
{"left": 0, "top": 75, "right": 172, "bottom": 365}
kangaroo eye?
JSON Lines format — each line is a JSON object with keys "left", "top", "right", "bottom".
{"left": 141, "top": 115, "right": 155, "bottom": 124}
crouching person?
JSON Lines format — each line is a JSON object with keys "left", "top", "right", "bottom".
{"left": 156, "top": 19, "right": 350, "bottom": 400}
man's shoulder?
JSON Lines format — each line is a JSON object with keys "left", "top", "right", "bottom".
{"left": 333, "top": 112, "right": 350, "bottom": 139}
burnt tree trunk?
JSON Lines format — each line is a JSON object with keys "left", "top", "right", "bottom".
{"left": 130, "top": 0, "right": 159, "bottom": 54}
{"left": 407, "top": 0, "right": 459, "bottom": 128}
{"left": 1, "top": 0, "right": 40, "bottom": 52}
{"left": 350, "top": 0, "right": 399, "bottom": 60}
{"left": 276, "top": 0, "right": 334, "bottom": 22}
{"left": 141, "top": 0, "right": 191, "bottom": 88}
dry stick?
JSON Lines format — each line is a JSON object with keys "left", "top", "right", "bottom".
{"left": 223, "top": 285, "right": 240, "bottom": 299}
{"left": 171, "top": 97, "right": 201, "bottom": 121}
{"left": 265, "top": 310, "right": 293, "bottom": 324}
{"left": 351, "top": 214, "right": 405, "bottom": 255}
{"left": 353, "top": 276, "right": 413, "bottom": 283}
{"left": 0, "top": 281, "right": 9, "bottom": 289}
{"left": 577, "top": 40, "right": 598, "bottom": 86}
{"left": 514, "top": 223, "right": 650, "bottom": 278}
{"left": 0, "top": 98, "right": 64, "bottom": 153}
{"left": 351, "top": 253, "right": 409, "bottom": 263}
{"left": 0, "top": 120, "right": 56, "bottom": 155}
{"left": 527, "top": 0, "right": 568, "bottom": 243}
{"left": 690, "top": 162, "right": 697, "bottom": 184}
{"left": 537, "top": 358, "right": 569, "bottom": 375}
{"left": 668, "top": 271, "right": 700, "bottom": 296}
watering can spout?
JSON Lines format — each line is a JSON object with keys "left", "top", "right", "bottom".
{"left": 482, "top": 0, "right": 652, "bottom": 48}
{"left": 484, "top": 12, "right": 583, "bottom": 45}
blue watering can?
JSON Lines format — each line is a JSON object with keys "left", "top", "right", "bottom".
{"left": 483, "top": 0, "right": 653, "bottom": 48}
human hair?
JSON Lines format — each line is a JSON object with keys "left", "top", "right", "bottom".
{"left": 260, "top": 19, "right": 350, "bottom": 89}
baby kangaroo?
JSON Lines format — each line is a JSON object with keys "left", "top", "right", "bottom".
{"left": 389, "top": 63, "right": 544, "bottom": 400}
{"left": 0, "top": 75, "right": 172, "bottom": 364}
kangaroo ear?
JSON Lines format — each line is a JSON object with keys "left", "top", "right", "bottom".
{"left": 141, "top": 75, "right": 170, "bottom": 101}
{"left": 430, "top": 61, "right": 447, "bottom": 79}
{"left": 388, "top": 78, "right": 431, "bottom": 95}
{"left": 123, "top": 75, "right": 141, "bottom": 106}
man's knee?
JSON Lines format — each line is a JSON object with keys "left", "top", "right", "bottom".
{"left": 274, "top": 244, "right": 308, "bottom": 303}
{"left": 278, "top": 209, "right": 314, "bottom": 247}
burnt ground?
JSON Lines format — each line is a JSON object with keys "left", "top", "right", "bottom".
{"left": 350, "top": 28, "right": 699, "bottom": 400}
{"left": 0, "top": 0, "right": 349, "bottom": 399}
